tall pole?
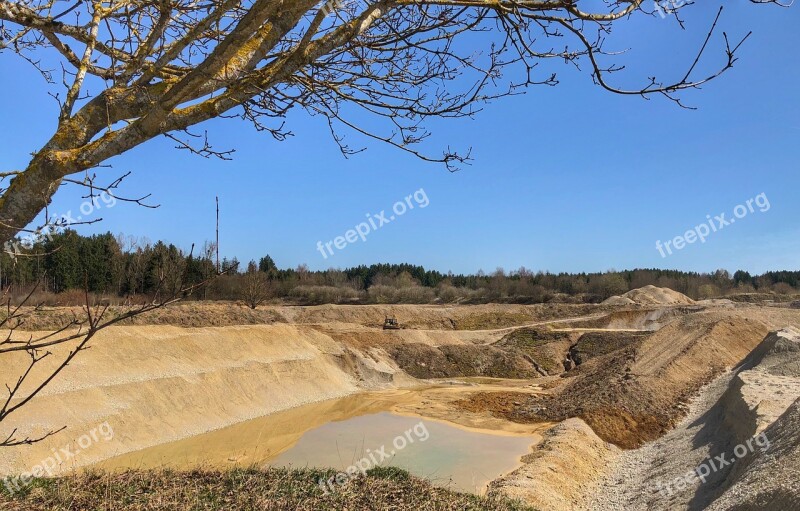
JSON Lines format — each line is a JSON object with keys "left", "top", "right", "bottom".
{"left": 216, "top": 196, "right": 220, "bottom": 273}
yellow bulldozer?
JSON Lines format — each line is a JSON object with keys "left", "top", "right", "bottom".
{"left": 383, "top": 316, "right": 402, "bottom": 330}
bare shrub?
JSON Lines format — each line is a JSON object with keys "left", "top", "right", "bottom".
{"left": 289, "top": 286, "right": 361, "bottom": 305}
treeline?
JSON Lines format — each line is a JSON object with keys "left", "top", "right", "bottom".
{"left": 2, "top": 230, "right": 798, "bottom": 305}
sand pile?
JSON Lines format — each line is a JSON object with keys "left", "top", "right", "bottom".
{"left": 604, "top": 285, "right": 695, "bottom": 306}
{"left": 489, "top": 418, "right": 619, "bottom": 511}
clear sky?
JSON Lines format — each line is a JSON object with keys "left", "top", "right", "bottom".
{"left": 1, "top": 2, "right": 798, "bottom": 275}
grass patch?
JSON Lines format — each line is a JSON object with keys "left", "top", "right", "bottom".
{"left": 0, "top": 467, "right": 537, "bottom": 511}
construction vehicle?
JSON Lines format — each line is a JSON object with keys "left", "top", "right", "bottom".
{"left": 383, "top": 316, "right": 401, "bottom": 330}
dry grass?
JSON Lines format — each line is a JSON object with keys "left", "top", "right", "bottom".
{"left": 0, "top": 467, "right": 536, "bottom": 511}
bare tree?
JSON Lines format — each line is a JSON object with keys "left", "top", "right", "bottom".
{"left": 0, "top": 0, "right": 786, "bottom": 244}
{"left": 201, "top": 240, "right": 218, "bottom": 299}
{"left": 241, "top": 260, "right": 270, "bottom": 309}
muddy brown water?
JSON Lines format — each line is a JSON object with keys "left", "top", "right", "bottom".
{"left": 98, "top": 391, "right": 536, "bottom": 494}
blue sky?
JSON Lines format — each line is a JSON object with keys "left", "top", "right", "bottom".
{"left": 1, "top": 2, "right": 798, "bottom": 275}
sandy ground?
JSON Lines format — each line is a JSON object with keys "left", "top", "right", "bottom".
{"left": 489, "top": 417, "right": 620, "bottom": 511}
{"left": 3, "top": 290, "right": 800, "bottom": 509}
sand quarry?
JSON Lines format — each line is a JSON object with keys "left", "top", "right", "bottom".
{"left": 2, "top": 286, "right": 800, "bottom": 510}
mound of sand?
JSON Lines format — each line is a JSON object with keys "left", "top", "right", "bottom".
{"left": 605, "top": 285, "right": 695, "bottom": 306}
{"left": 622, "top": 285, "right": 695, "bottom": 306}
{"left": 702, "top": 328, "right": 800, "bottom": 510}
{"left": 719, "top": 326, "right": 800, "bottom": 506}
{"left": 489, "top": 418, "right": 619, "bottom": 511}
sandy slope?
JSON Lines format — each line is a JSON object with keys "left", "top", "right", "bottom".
{"left": 484, "top": 309, "right": 800, "bottom": 510}
{"left": 706, "top": 400, "right": 800, "bottom": 511}
{"left": 585, "top": 328, "right": 800, "bottom": 511}
{"left": 488, "top": 418, "right": 619, "bottom": 511}
{"left": 0, "top": 324, "right": 412, "bottom": 476}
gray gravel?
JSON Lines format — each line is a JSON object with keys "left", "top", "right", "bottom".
{"left": 583, "top": 372, "right": 737, "bottom": 511}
